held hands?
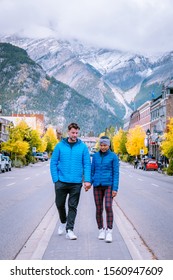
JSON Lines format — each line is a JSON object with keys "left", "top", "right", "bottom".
{"left": 83, "top": 182, "right": 91, "bottom": 192}
{"left": 112, "top": 191, "right": 118, "bottom": 198}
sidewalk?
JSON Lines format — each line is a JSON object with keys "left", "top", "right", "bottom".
{"left": 16, "top": 188, "right": 153, "bottom": 260}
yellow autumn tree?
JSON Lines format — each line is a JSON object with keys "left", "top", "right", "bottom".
{"left": 2, "top": 140, "right": 29, "bottom": 160}
{"left": 126, "top": 125, "right": 147, "bottom": 156}
{"left": 10, "top": 120, "right": 31, "bottom": 142}
{"left": 11, "top": 140, "right": 29, "bottom": 156}
{"left": 2, "top": 121, "right": 30, "bottom": 157}
{"left": 161, "top": 118, "right": 173, "bottom": 159}
{"left": 112, "top": 128, "right": 127, "bottom": 154}
{"left": 29, "top": 129, "right": 42, "bottom": 151}
{"left": 43, "top": 126, "right": 58, "bottom": 153}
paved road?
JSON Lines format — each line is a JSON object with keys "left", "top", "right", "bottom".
{"left": 42, "top": 189, "right": 132, "bottom": 260}
{"left": 117, "top": 162, "right": 173, "bottom": 260}
{"left": 0, "top": 161, "right": 54, "bottom": 260}
{"left": 1, "top": 160, "right": 173, "bottom": 260}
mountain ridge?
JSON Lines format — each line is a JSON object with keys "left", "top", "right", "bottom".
{"left": 1, "top": 35, "right": 173, "bottom": 133}
{"left": 0, "top": 42, "right": 122, "bottom": 135}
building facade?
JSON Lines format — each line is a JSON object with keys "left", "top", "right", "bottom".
{"left": 1, "top": 114, "right": 45, "bottom": 135}
{"left": 0, "top": 117, "right": 11, "bottom": 143}
{"left": 127, "top": 83, "right": 173, "bottom": 160}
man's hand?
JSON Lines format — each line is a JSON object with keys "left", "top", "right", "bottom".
{"left": 84, "top": 182, "right": 91, "bottom": 192}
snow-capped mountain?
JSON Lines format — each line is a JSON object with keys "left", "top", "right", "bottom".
{"left": 0, "top": 42, "right": 122, "bottom": 135}
{"left": 1, "top": 34, "right": 173, "bottom": 129}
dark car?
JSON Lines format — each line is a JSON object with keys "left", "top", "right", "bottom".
{"left": 43, "top": 152, "right": 49, "bottom": 161}
{"left": 146, "top": 160, "right": 158, "bottom": 171}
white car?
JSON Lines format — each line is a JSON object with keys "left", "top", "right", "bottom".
{"left": 2, "top": 155, "right": 12, "bottom": 171}
{"left": 34, "top": 152, "right": 45, "bottom": 162}
{"left": 0, "top": 154, "right": 6, "bottom": 173}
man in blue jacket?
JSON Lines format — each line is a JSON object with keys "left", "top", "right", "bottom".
{"left": 50, "top": 123, "right": 91, "bottom": 240}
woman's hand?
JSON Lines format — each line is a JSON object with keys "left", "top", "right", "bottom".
{"left": 84, "top": 182, "right": 91, "bottom": 192}
{"left": 112, "top": 191, "right": 117, "bottom": 198}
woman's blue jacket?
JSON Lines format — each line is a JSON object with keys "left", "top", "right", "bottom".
{"left": 50, "top": 138, "right": 91, "bottom": 183}
{"left": 91, "top": 149, "right": 119, "bottom": 191}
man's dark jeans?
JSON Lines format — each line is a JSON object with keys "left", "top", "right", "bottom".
{"left": 55, "top": 181, "right": 82, "bottom": 231}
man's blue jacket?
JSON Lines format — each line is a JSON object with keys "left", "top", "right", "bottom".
{"left": 91, "top": 149, "right": 119, "bottom": 191}
{"left": 50, "top": 138, "right": 91, "bottom": 184}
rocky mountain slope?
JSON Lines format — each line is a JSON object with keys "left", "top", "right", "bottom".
{"left": 0, "top": 43, "right": 122, "bottom": 135}
{"left": 1, "top": 35, "right": 173, "bottom": 133}
{"left": 2, "top": 35, "right": 173, "bottom": 114}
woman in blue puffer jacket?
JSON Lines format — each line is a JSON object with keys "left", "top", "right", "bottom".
{"left": 91, "top": 136, "right": 119, "bottom": 243}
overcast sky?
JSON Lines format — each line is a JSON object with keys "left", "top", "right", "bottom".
{"left": 0, "top": 0, "right": 173, "bottom": 55}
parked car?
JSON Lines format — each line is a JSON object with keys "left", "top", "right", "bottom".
{"left": 34, "top": 152, "right": 45, "bottom": 162}
{"left": 146, "top": 160, "right": 158, "bottom": 171}
{"left": 2, "top": 155, "right": 12, "bottom": 171}
{"left": 43, "top": 152, "right": 49, "bottom": 161}
{"left": 0, "top": 153, "right": 6, "bottom": 173}
{"left": 89, "top": 147, "right": 97, "bottom": 157}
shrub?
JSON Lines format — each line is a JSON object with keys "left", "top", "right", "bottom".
{"left": 167, "top": 159, "right": 173, "bottom": 176}
{"left": 121, "top": 154, "right": 133, "bottom": 163}
{"left": 13, "top": 158, "right": 24, "bottom": 168}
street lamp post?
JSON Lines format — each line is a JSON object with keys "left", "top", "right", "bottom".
{"left": 146, "top": 129, "right": 151, "bottom": 157}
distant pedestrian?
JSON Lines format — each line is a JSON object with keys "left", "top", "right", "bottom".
{"left": 91, "top": 136, "right": 119, "bottom": 243}
{"left": 143, "top": 158, "right": 147, "bottom": 171}
{"left": 134, "top": 157, "right": 138, "bottom": 169}
{"left": 50, "top": 123, "right": 91, "bottom": 240}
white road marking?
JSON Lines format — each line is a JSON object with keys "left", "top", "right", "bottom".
{"left": 6, "top": 182, "right": 16, "bottom": 187}
{"left": 24, "top": 177, "right": 31, "bottom": 180}
{"left": 151, "top": 183, "right": 159, "bottom": 187}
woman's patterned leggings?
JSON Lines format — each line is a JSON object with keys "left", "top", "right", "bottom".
{"left": 93, "top": 186, "right": 113, "bottom": 229}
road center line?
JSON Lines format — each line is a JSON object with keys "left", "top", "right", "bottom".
{"left": 138, "top": 178, "right": 143, "bottom": 181}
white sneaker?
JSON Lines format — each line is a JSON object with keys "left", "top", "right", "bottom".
{"left": 105, "top": 229, "right": 112, "bottom": 243}
{"left": 58, "top": 223, "right": 66, "bottom": 235}
{"left": 66, "top": 230, "right": 77, "bottom": 240}
{"left": 98, "top": 228, "right": 105, "bottom": 240}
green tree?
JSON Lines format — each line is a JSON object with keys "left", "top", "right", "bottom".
{"left": 105, "top": 126, "right": 116, "bottom": 139}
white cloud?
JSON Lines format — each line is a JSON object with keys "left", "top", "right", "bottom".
{"left": 0, "top": 0, "right": 173, "bottom": 54}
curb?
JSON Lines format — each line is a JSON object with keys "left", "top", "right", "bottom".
{"left": 16, "top": 204, "right": 58, "bottom": 260}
